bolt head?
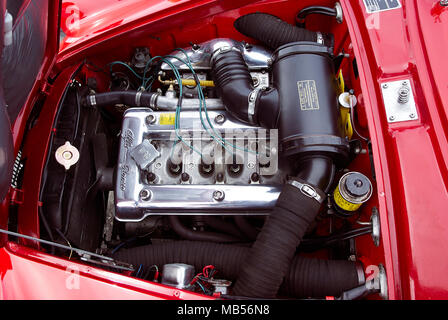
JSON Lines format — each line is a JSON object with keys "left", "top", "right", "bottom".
{"left": 382, "top": 84, "right": 388, "bottom": 89}
{"left": 214, "top": 114, "right": 226, "bottom": 125}
{"left": 181, "top": 172, "right": 190, "bottom": 182}
{"left": 250, "top": 172, "right": 260, "bottom": 182}
{"left": 409, "top": 113, "right": 416, "bottom": 119}
{"left": 146, "top": 114, "right": 156, "bottom": 125}
{"left": 139, "top": 189, "right": 151, "bottom": 201}
{"left": 389, "top": 115, "right": 396, "bottom": 121}
{"left": 216, "top": 172, "right": 224, "bottom": 182}
{"left": 213, "top": 190, "right": 225, "bottom": 201}
{"left": 147, "top": 172, "right": 157, "bottom": 182}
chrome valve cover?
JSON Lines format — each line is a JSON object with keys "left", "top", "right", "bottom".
{"left": 115, "top": 106, "right": 290, "bottom": 222}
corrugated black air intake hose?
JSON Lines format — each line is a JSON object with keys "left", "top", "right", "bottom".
{"left": 211, "top": 48, "right": 279, "bottom": 128}
{"left": 113, "top": 240, "right": 364, "bottom": 298}
{"left": 211, "top": 39, "right": 346, "bottom": 297}
{"left": 234, "top": 13, "right": 334, "bottom": 50}
{"left": 231, "top": 157, "right": 334, "bottom": 298}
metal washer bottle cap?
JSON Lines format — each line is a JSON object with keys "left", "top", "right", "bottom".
{"left": 333, "top": 172, "right": 373, "bottom": 213}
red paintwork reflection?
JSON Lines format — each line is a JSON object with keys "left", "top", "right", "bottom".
{"left": 0, "top": 242, "right": 211, "bottom": 300}
{"left": 342, "top": 0, "right": 448, "bottom": 299}
{"left": 2, "top": 0, "right": 448, "bottom": 300}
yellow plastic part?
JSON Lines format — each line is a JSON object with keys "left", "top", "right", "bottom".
{"left": 337, "top": 70, "right": 345, "bottom": 93}
{"left": 159, "top": 113, "right": 176, "bottom": 125}
{"left": 340, "top": 107, "right": 354, "bottom": 140}
{"left": 337, "top": 70, "right": 353, "bottom": 139}
{"left": 181, "top": 79, "right": 215, "bottom": 87}
{"left": 158, "top": 76, "right": 215, "bottom": 87}
{"left": 333, "top": 186, "right": 362, "bottom": 212}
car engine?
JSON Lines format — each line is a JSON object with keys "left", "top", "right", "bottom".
{"left": 115, "top": 39, "right": 288, "bottom": 221}
{"left": 38, "top": 5, "right": 384, "bottom": 300}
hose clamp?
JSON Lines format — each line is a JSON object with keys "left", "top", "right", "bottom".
{"left": 335, "top": 2, "right": 343, "bottom": 24}
{"left": 150, "top": 93, "right": 159, "bottom": 109}
{"left": 356, "top": 262, "right": 366, "bottom": 285}
{"left": 247, "top": 88, "right": 262, "bottom": 124}
{"left": 316, "top": 32, "right": 324, "bottom": 45}
{"left": 89, "top": 95, "right": 97, "bottom": 107}
{"left": 287, "top": 180, "right": 324, "bottom": 204}
{"left": 211, "top": 46, "right": 241, "bottom": 64}
{"left": 135, "top": 91, "right": 142, "bottom": 107}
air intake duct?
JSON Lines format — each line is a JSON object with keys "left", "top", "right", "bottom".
{"left": 234, "top": 12, "right": 334, "bottom": 50}
{"left": 211, "top": 42, "right": 349, "bottom": 162}
{"left": 210, "top": 18, "right": 350, "bottom": 297}
{"left": 272, "top": 42, "right": 349, "bottom": 162}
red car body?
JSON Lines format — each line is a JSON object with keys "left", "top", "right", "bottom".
{"left": 0, "top": 0, "right": 447, "bottom": 300}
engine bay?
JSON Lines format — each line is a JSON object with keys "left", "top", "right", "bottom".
{"left": 30, "top": 0, "right": 387, "bottom": 300}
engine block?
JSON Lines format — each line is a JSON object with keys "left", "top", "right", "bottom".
{"left": 115, "top": 107, "right": 291, "bottom": 221}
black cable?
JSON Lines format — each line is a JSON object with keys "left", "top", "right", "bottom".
{"left": 300, "top": 226, "right": 372, "bottom": 250}
{"left": 83, "top": 59, "right": 108, "bottom": 75}
{"left": 38, "top": 207, "right": 55, "bottom": 255}
{"left": 297, "top": 6, "right": 337, "bottom": 19}
{"left": 73, "top": 86, "right": 81, "bottom": 143}
{"left": 296, "top": 6, "right": 337, "bottom": 27}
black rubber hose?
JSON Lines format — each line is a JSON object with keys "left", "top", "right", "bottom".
{"left": 113, "top": 240, "right": 363, "bottom": 298}
{"left": 296, "top": 6, "right": 337, "bottom": 21}
{"left": 280, "top": 255, "right": 362, "bottom": 298}
{"left": 211, "top": 48, "right": 279, "bottom": 128}
{"left": 84, "top": 91, "right": 157, "bottom": 108}
{"left": 296, "top": 156, "right": 335, "bottom": 194}
{"left": 231, "top": 156, "right": 332, "bottom": 298}
{"left": 234, "top": 13, "right": 334, "bottom": 50}
{"left": 300, "top": 227, "right": 373, "bottom": 252}
{"left": 203, "top": 216, "right": 247, "bottom": 240}
{"left": 169, "top": 216, "right": 243, "bottom": 243}
{"left": 234, "top": 216, "right": 259, "bottom": 241}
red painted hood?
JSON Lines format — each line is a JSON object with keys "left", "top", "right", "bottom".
{"left": 342, "top": 0, "right": 448, "bottom": 299}
{"left": 419, "top": 1, "right": 448, "bottom": 128}
{"left": 60, "top": 0, "right": 200, "bottom": 52}
{"left": 0, "top": 0, "right": 60, "bottom": 201}
{"left": 1, "top": 0, "right": 447, "bottom": 300}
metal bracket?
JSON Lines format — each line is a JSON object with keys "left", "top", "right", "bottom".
{"left": 381, "top": 80, "right": 418, "bottom": 123}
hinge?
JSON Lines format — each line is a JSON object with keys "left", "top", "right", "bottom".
{"left": 40, "top": 80, "right": 54, "bottom": 96}
{"left": 10, "top": 188, "right": 24, "bottom": 205}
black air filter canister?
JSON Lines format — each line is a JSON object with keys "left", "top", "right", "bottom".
{"left": 272, "top": 42, "right": 349, "bottom": 163}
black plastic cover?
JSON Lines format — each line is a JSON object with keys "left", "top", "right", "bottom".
{"left": 272, "top": 42, "right": 349, "bottom": 163}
